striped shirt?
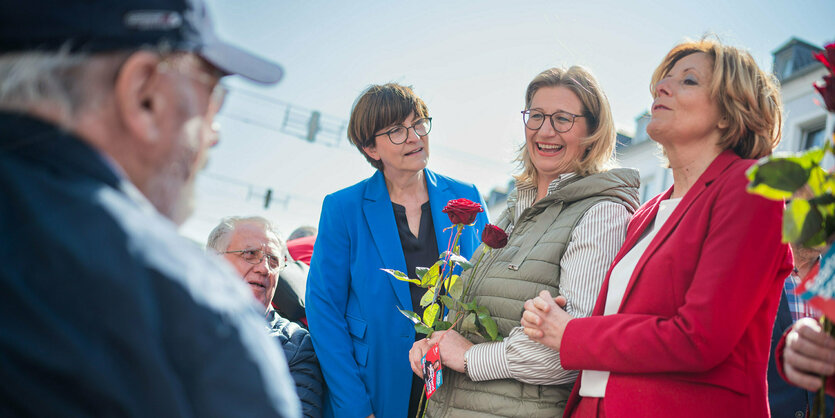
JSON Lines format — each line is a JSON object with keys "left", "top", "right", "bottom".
{"left": 466, "top": 174, "right": 631, "bottom": 385}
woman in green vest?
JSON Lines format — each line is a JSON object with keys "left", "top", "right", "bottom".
{"left": 408, "top": 66, "right": 640, "bottom": 417}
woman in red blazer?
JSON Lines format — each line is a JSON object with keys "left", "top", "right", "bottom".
{"left": 521, "top": 39, "right": 793, "bottom": 417}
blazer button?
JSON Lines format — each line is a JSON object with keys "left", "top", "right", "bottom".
{"left": 795, "top": 411, "right": 804, "bottom": 418}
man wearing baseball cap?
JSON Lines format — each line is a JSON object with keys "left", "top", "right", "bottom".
{"left": 0, "top": 0, "right": 300, "bottom": 416}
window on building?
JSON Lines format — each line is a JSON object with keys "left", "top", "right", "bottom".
{"left": 803, "top": 126, "right": 826, "bottom": 150}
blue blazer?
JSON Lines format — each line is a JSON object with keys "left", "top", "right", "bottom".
{"left": 306, "top": 169, "right": 488, "bottom": 418}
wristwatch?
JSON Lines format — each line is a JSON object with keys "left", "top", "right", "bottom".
{"left": 463, "top": 348, "right": 470, "bottom": 376}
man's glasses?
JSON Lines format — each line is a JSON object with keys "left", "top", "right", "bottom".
{"left": 223, "top": 247, "right": 285, "bottom": 271}
{"left": 521, "top": 110, "right": 585, "bottom": 133}
{"left": 375, "top": 117, "right": 432, "bottom": 145}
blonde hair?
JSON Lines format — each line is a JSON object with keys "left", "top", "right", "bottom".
{"left": 650, "top": 38, "right": 782, "bottom": 159}
{"left": 515, "top": 66, "right": 616, "bottom": 184}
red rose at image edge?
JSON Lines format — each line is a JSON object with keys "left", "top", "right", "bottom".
{"left": 814, "top": 43, "right": 835, "bottom": 73}
{"left": 815, "top": 74, "right": 835, "bottom": 113}
{"left": 481, "top": 224, "right": 508, "bottom": 249}
{"left": 442, "top": 198, "right": 483, "bottom": 225}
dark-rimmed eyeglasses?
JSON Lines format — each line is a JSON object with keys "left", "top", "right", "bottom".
{"left": 521, "top": 110, "right": 584, "bottom": 133}
{"left": 223, "top": 247, "right": 285, "bottom": 271}
{"left": 374, "top": 117, "right": 432, "bottom": 145}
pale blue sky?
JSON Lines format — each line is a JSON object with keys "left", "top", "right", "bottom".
{"left": 181, "top": 0, "right": 835, "bottom": 243}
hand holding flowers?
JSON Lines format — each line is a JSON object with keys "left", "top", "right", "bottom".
{"left": 747, "top": 41, "right": 835, "bottom": 418}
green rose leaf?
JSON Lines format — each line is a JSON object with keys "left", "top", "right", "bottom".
{"left": 448, "top": 253, "right": 474, "bottom": 270}
{"left": 421, "top": 261, "right": 443, "bottom": 287}
{"left": 477, "top": 314, "right": 500, "bottom": 341}
{"left": 382, "top": 268, "right": 421, "bottom": 286}
{"left": 810, "top": 193, "right": 835, "bottom": 206}
{"left": 397, "top": 307, "right": 421, "bottom": 324}
{"left": 474, "top": 305, "right": 490, "bottom": 316}
{"left": 746, "top": 158, "right": 809, "bottom": 199}
{"left": 420, "top": 287, "right": 437, "bottom": 308}
{"left": 423, "top": 303, "right": 440, "bottom": 327}
{"left": 447, "top": 274, "right": 463, "bottom": 300}
{"left": 415, "top": 323, "right": 433, "bottom": 337}
{"left": 434, "top": 321, "right": 453, "bottom": 331}
{"left": 461, "top": 312, "right": 478, "bottom": 334}
{"left": 439, "top": 295, "right": 460, "bottom": 311}
{"left": 807, "top": 166, "right": 832, "bottom": 196}
{"left": 783, "top": 199, "right": 823, "bottom": 245}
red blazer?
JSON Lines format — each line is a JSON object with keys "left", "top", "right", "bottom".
{"left": 561, "top": 150, "right": 792, "bottom": 417}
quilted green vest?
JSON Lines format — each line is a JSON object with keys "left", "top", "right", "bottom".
{"left": 426, "top": 168, "right": 640, "bottom": 417}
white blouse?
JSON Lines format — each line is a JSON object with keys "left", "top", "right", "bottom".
{"left": 579, "top": 197, "right": 682, "bottom": 397}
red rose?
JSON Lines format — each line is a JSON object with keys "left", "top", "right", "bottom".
{"left": 481, "top": 224, "right": 508, "bottom": 249}
{"left": 815, "top": 74, "right": 835, "bottom": 113}
{"left": 442, "top": 198, "right": 483, "bottom": 225}
{"left": 814, "top": 43, "right": 835, "bottom": 73}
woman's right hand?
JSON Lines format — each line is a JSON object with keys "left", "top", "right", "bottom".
{"left": 409, "top": 338, "right": 432, "bottom": 378}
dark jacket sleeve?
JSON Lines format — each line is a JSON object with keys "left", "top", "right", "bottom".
{"left": 274, "top": 316, "right": 324, "bottom": 418}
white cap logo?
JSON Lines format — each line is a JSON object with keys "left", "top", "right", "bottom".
{"left": 124, "top": 10, "right": 183, "bottom": 31}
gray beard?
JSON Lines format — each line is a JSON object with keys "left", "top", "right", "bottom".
{"left": 144, "top": 132, "right": 200, "bottom": 226}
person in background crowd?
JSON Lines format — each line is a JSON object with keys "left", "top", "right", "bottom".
{"left": 305, "top": 83, "right": 488, "bottom": 418}
{"left": 289, "top": 225, "right": 318, "bottom": 241}
{"left": 768, "top": 243, "right": 833, "bottom": 417}
{"left": 409, "top": 66, "right": 640, "bottom": 417}
{"left": 207, "top": 216, "right": 323, "bottom": 418}
{"left": 273, "top": 225, "right": 318, "bottom": 325}
{"left": 0, "top": 0, "right": 300, "bottom": 416}
{"left": 522, "top": 38, "right": 790, "bottom": 417}
{"left": 287, "top": 225, "right": 317, "bottom": 265}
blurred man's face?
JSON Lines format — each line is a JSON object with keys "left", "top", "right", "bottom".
{"left": 222, "top": 222, "right": 282, "bottom": 311}
{"left": 790, "top": 241, "right": 822, "bottom": 270}
{"left": 145, "top": 53, "right": 225, "bottom": 225}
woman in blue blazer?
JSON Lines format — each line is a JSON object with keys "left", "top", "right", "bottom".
{"left": 306, "top": 83, "right": 488, "bottom": 418}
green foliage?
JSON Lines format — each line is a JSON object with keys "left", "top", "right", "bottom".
{"left": 461, "top": 312, "right": 478, "bottom": 334}
{"left": 746, "top": 159, "right": 808, "bottom": 200}
{"left": 423, "top": 303, "right": 440, "bottom": 327}
{"left": 747, "top": 140, "right": 835, "bottom": 248}
{"left": 384, "top": 268, "right": 421, "bottom": 285}
{"left": 415, "top": 323, "right": 433, "bottom": 336}
{"left": 397, "top": 306, "right": 421, "bottom": 324}
{"left": 447, "top": 275, "right": 463, "bottom": 300}
{"left": 434, "top": 321, "right": 453, "bottom": 331}
{"left": 390, "top": 214, "right": 503, "bottom": 341}
{"left": 420, "top": 287, "right": 437, "bottom": 308}
{"left": 421, "top": 261, "right": 444, "bottom": 287}
{"left": 448, "top": 254, "right": 473, "bottom": 270}
{"left": 784, "top": 199, "right": 823, "bottom": 246}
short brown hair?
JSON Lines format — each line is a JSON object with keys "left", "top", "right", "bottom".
{"left": 347, "top": 83, "right": 429, "bottom": 170}
{"left": 650, "top": 38, "right": 783, "bottom": 159}
{"left": 515, "top": 66, "right": 616, "bottom": 184}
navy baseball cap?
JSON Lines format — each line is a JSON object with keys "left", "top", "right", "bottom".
{"left": 0, "top": 0, "right": 282, "bottom": 84}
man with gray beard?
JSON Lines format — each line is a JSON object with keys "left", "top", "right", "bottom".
{"left": 0, "top": 0, "right": 300, "bottom": 417}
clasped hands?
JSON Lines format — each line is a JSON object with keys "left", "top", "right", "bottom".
{"left": 408, "top": 290, "right": 574, "bottom": 379}
{"left": 521, "top": 290, "right": 573, "bottom": 351}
